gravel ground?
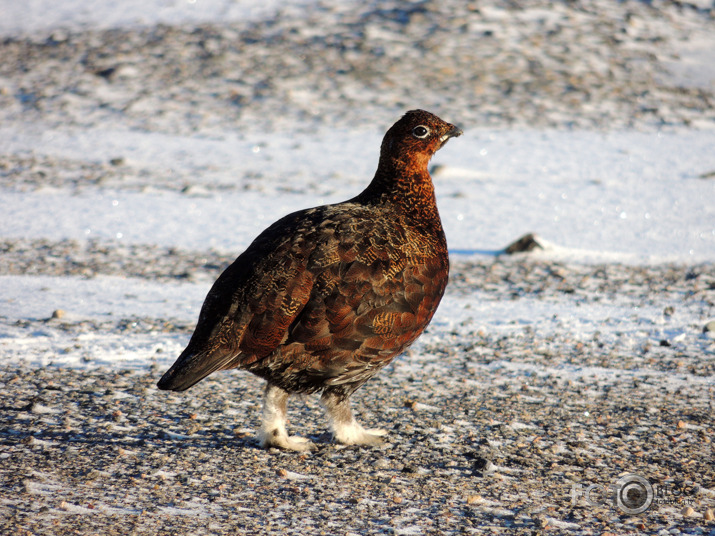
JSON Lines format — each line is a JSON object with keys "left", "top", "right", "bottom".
{"left": 1, "top": 0, "right": 714, "bottom": 134}
{"left": 1, "top": 250, "right": 714, "bottom": 534}
{"left": 2, "top": 0, "right": 715, "bottom": 534}
{"left": 1, "top": 336, "right": 713, "bottom": 535}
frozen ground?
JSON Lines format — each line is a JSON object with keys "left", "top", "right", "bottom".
{"left": 0, "top": 125, "right": 714, "bottom": 372}
{"left": 0, "top": 1, "right": 714, "bottom": 535}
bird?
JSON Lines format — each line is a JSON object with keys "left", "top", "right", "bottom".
{"left": 157, "top": 110, "right": 462, "bottom": 451}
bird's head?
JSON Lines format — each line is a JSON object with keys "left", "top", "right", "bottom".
{"left": 379, "top": 110, "right": 462, "bottom": 172}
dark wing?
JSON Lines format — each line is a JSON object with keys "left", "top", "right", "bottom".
{"left": 157, "top": 208, "right": 322, "bottom": 391}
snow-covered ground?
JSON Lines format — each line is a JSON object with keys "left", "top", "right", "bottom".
{"left": 2, "top": 125, "right": 714, "bottom": 258}
{"left": 0, "top": 0, "right": 317, "bottom": 37}
{"left": 1, "top": 0, "right": 714, "bottom": 373}
{"left": 2, "top": 120, "right": 714, "bottom": 371}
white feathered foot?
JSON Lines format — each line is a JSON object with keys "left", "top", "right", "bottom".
{"left": 321, "top": 390, "right": 387, "bottom": 447}
{"left": 257, "top": 383, "right": 316, "bottom": 452}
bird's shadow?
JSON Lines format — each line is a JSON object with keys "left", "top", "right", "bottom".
{"left": 1, "top": 416, "right": 346, "bottom": 453}
{"left": 2, "top": 424, "right": 257, "bottom": 451}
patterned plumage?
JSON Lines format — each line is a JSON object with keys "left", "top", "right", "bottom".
{"left": 157, "top": 110, "right": 462, "bottom": 450}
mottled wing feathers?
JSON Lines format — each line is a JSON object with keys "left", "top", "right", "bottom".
{"left": 158, "top": 203, "right": 447, "bottom": 393}
{"left": 156, "top": 209, "right": 320, "bottom": 390}
{"left": 246, "top": 206, "right": 448, "bottom": 393}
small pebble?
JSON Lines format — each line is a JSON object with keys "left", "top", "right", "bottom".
{"left": 373, "top": 458, "right": 390, "bottom": 469}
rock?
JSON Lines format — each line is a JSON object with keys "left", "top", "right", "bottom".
{"left": 181, "top": 184, "right": 212, "bottom": 197}
{"left": 504, "top": 233, "right": 544, "bottom": 254}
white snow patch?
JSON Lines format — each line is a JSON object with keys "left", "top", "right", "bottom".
{"left": 0, "top": 275, "right": 206, "bottom": 322}
{"left": 2, "top": 125, "right": 713, "bottom": 261}
{"left": 544, "top": 517, "right": 581, "bottom": 530}
{"left": 0, "top": 0, "right": 318, "bottom": 37}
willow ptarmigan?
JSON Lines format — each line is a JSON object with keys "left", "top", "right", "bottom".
{"left": 157, "top": 110, "right": 462, "bottom": 451}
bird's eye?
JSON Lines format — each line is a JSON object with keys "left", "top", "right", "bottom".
{"left": 412, "top": 125, "right": 430, "bottom": 139}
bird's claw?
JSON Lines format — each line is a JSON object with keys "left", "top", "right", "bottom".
{"left": 260, "top": 433, "right": 317, "bottom": 452}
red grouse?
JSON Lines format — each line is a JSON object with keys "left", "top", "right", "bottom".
{"left": 158, "top": 110, "right": 462, "bottom": 450}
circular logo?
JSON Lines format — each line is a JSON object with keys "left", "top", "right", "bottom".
{"left": 615, "top": 474, "right": 654, "bottom": 514}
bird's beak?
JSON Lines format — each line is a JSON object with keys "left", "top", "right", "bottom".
{"left": 439, "top": 124, "right": 463, "bottom": 148}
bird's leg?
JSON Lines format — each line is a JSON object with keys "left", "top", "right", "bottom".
{"left": 258, "top": 383, "right": 315, "bottom": 452}
{"left": 320, "top": 389, "right": 387, "bottom": 446}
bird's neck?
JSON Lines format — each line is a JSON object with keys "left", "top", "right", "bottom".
{"left": 359, "top": 156, "right": 443, "bottom": 230}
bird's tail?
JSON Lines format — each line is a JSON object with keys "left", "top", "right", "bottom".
{"left": 156, "top": 347, "right": 233, "bottom": 392}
